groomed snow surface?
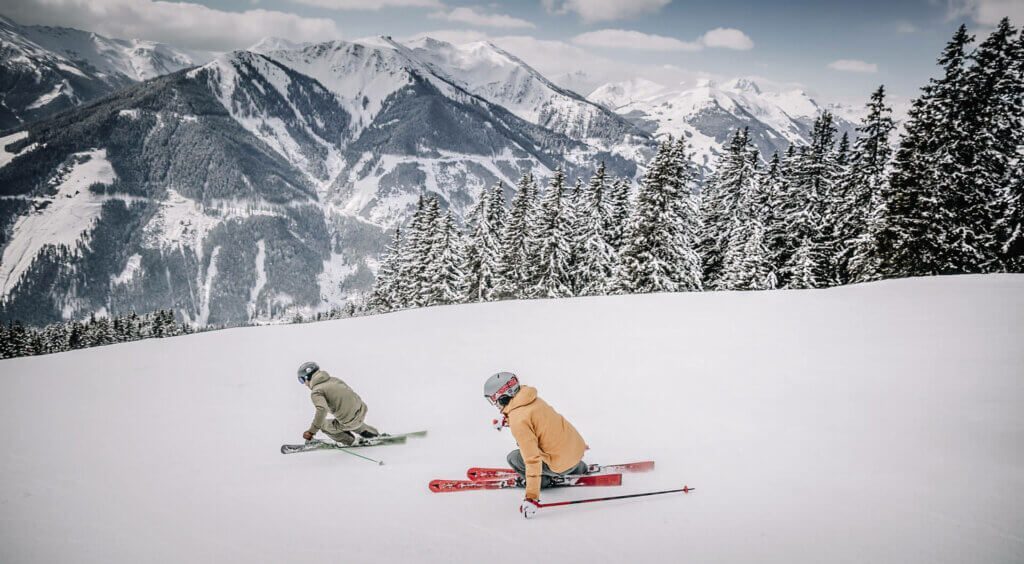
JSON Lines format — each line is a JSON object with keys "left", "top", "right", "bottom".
{"left": 1, "top": 275, "right": 1023, "bottom": 563}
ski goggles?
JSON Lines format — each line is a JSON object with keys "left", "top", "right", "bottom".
{"left": 298, "top": 374, "right": 308, "bottom": 384}
{"left": 486, "top": 375, "right": 520, "bottom": 406}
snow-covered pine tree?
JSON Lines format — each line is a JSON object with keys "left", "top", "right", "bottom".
{"left": 718, "top": 136, "right": 768, "bottom": 290}
{"left": 495, "top": 173, "right": 539, "bottom": 299}
{"left": 780, "top": 114, "right": 839, "bottom": 288}
{"left": 464, "top": 184, "right": 506, "bottom": 301}
{"left": 760, "top": 151, "right": 789, "bottom": 280}
{"left": 700, "top": 128, "right": 757, "bottom": 289}
{"left": 876, "top": 25, "right": 973, "bottom": 278}
{"left": 963, "top": 18, "right": 1024, "bottom": 272}
{"left": 425, "top": 211, "right": 468, "bottom": 306}
{"left": 997, "top": 26, "right": 1024, "bottom": 271}
{"left": 617, "top": 136, "right": 702, "bottom": 293}
{"left": 564, "top": 177, "right": 585, "bottom": 295}
{"left": 531, "top": 169, "right": 575, "bottom": 298}
{"left": 367, "top": 227, "right": 403, "bottom": 312}
{"left": 844, "top": 85, "right": 896, "bottom": 283}
{"left": 604, "top": 177, "right": 632, "bottom": 257}
{"left": 402, "top": 196, "right": 441, "bottom": 308}
{"left": 575, "top": 162, "right": 618, "bottom": 296}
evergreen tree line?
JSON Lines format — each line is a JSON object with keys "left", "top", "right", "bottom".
{"left": 0, "top": 310, "right": 196, "bottom": 359}
{"left": 366, "top": 133, "right": 706, "bottom": 312}
{"left": 368, "top": 19, "right": 1024, "bottom": 309}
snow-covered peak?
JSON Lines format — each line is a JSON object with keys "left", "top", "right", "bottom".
{"left": 723, "top": 77, "right": 762, "bottom": 95}
{"left": 248, "top": 37, "right": 309, "bottom": 55}
{"left": 588, "top": 78, "right": 668, "bottom": 110}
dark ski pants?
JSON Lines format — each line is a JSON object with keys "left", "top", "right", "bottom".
{"left": 323, "top": 421, "right": 380, "bottom": 445}
{"left": 506, "top": 449, "right": 588, "bottom": 488}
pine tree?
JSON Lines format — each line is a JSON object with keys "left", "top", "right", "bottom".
{"left": 564, "top": 177, "right": 585, "bottom": 295}
{"left": 717, "top": 134, "right": 768, "bottom": 290}
{"left": 877, "top": 25, "right": 973, "bottom": 278}
{"left": 425, "top": 211, "right": 468, "bottom": 305}
{"left": 618, "top": 136, "right": 702, "bottom": 293}
{"left": 965, "top": 18, "right": 1024, "bottom": 271}
{"left": 780, "top": 114, "right": 840, "bottom": 288}
{"left": 531, "top": 169, "right": 575, "bottom": 298}
{"left": 575, "top": 162, "right": 618, "bottom": 295}
{"left": 763, "top": 148, "right": 794, "bottom": 283}
{"left": 844, "top": 85, "right": 896, "bottom": 283}
{"left": 1000, "top": 27, "right": 1024, "bottom": 270}
{"left": 464, "top": 185, "right": 506, "bottom": 301}
{"left": 605, "top": 177, "right": 632, "bottom": 257}
{"left": 495, "top": 173, "right": 539, "bottom": 299}
{"left": 398, "top": 196, "right": 440, "bottom": 308}
{"left": 700, "top": 129, "right": 758, "bottom": 289}
{"left": 368, "top": 227, "right": 404, "bottom": 312}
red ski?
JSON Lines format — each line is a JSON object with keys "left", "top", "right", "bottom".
{"left": 467, "top": 460, "right": 654, "bottom": 481}
{"left": 430, "top": 473, "right": 622, "bottom": 493}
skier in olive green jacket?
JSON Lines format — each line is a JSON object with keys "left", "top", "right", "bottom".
{"left": 297, "top": 361, "right": 382, "bottom": 446}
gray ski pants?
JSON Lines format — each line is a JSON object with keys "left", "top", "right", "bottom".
{"left": 506, "top": 449, "right": 588, "bottom": 488}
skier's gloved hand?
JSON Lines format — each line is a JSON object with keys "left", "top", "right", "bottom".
{"left": 303, "top": 431, "right": 314, "bottom": 441}
{"left": 519, "top": 498, "right": 539, "bottom": 519}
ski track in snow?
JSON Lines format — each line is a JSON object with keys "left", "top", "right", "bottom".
{"left": 0, "top": 148, "right": 118, "bottom": 296}
{"left": 0, "top": 275, "right": 1022, "bottom": 563}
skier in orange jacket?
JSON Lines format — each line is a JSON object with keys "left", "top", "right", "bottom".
{"left": 484, "top": 371, "right": 588, "bottom": 515}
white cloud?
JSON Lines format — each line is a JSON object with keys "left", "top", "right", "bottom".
{"left": 699, "top": 28, "right": 754, "bottom": 50}
{"left": 572, "top": 29, "right": 701, "bottom": 51}
{"left": 572, "top": 27, "right": 753, "bottom": 52}
{"left": 429, "top": 7, "right": 535, "bottom": 29}
{"left": 542, "top": 0, "right": 670, "bottom": 23}
{"left": 945, "top": 0, "right": 1024, "bottom": 27}
{"left": 289, "top": 0, "right": 442, "bottom": 9}
{"left": 827, "top": 59, "right": 879, "bottom": 73}
{"left": 5, "top": 0, "right": 342, "bottom": 51}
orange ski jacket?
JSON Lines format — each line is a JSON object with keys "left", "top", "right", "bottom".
{"left": 502, "top": 385, "right": 587, "bottom": 500}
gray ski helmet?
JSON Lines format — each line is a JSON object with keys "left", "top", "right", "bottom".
{"left": 484, "top": 371, "right": 520, "bottom": 407}
{"left": 297, "top": 361, "right": 319, "bottom": 384}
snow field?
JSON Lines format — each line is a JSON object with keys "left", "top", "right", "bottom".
{"left": 0, "top": 274, "right": 1022, "bottom": 563}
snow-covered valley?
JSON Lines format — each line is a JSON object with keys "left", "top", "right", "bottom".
{"left": 0, "top": 274, "right": 1022, "bottom": 562}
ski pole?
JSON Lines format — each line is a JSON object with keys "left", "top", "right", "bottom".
{"left": 526, "top": 485, "right": 694, "bottom": 518}
{"left": 334, "top": 445, "right": 385, "bottom": 465}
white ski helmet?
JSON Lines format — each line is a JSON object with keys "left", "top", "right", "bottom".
{"left": 297, "top": 361, "right": 319, "bottom": 384}
{"left": 484, "top": 371, "right": 520, "bottom": 407}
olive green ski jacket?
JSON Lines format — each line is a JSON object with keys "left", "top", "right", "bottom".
{"left": 306, "top": 371, "right": 368, "bottom": 435}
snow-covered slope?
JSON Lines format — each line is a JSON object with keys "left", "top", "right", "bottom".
{"left": 1, "top": 274, "right": 1021, "bottom": 562}
{"left": 590, "top": 77, "right": 860, "bottom": 167}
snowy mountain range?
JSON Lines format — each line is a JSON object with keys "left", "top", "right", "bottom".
{"left": 589, "top": 77, "right": 860, "bottom": 167}
{"left": 0, "top": 16, "right": 862, "bottom": 328}
{"left": 0, "top": 15, "right": 210, "bottom": 128}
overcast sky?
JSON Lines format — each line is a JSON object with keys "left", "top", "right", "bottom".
{"left": 3, "top": 0, "right": 1022, "bottom": 108}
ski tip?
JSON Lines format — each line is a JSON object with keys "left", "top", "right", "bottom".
{"left": 279, "top": 446, "right": 288, "bottom": 454}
